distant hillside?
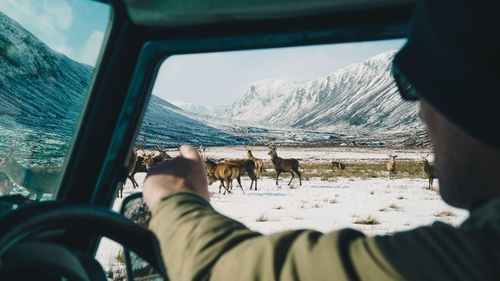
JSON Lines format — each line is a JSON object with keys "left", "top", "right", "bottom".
{"left": 0, "top": 11, "right": 93, "bottom": 137}
{"left": 223, "top": 51, "right": 425, "bottom": 137}
{"left": 223, "top": 78, "right": 310, "bottom": 121}
{"left": 0, "top": 11, "right": 94, "bottom": 165}
{"left": 139, "top": 95, "right": 251, "bottom": 148}
{"left": 168, "top": 100, "right": 228, "bottom": 117}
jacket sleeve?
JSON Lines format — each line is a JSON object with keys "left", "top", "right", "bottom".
{"left": 148, "top": 191, "right": 404, "bottom": 281}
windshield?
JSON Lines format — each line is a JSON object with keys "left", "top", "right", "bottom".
{"left": 120, "top": 38, "right": 470, "bottom": 232}
{"left": 0, "top": 0, "right": 110, "bottom": 201}
{"left": 134, "top": 39, "right": 470, "bottom": 232}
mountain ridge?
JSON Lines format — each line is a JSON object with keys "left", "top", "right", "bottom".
{"left": 222, "top": 51, "right": 424, "bottom": 137}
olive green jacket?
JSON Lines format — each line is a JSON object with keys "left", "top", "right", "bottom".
{"left": 149, "top": 191, "right": 500, "bottom": 281}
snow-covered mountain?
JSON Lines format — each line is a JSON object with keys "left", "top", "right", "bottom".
{"left": 0, "top": 11, "right": 92, "bottom": 137}
{"left": 168, "top": 100, "right": 227, "bottom": 117}
{"left": 223, "top": 78, "right": 310, "bottom": 121}
{"left": 223, "top": 51, "right": 424, "bottom": 136}
{"left": 0, "top": 11, "right": 94, "bottom": 165}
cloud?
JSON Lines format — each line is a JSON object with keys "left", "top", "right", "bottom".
{"left": 78, "top": 31, "right": 105, "bottom": 66}
{"left": 0, "top": 0, "right": 75, "bottom": 60}
{"left": 42, "top": 0, "right": 72, "bottom": 31}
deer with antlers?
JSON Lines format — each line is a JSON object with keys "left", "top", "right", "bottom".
{"left": 267, "top": 138, "right": 302, "bottom": 186}
{"left": 0, "top": 137, "right": 60, "bottom": 201}
{"left": 421, "top": 152, "right": 438, "bottom": 190}
{"left": 142, "top": 139, "right": 173, "bottom": 169}
{"left": 387, "top": 154, "right": 397, "bottom": 179}
{"left": 243, "top": 142, "right": 263, "bottom": 179}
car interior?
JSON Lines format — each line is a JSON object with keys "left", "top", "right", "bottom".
{"left": 0, "top": 0, "right": 415, "bottom": 279}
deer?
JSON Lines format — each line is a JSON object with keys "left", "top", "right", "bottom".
{"left": 243, "top": 142, "right": 263, "bottom": 179}
{"left": 387, "top": 154, "right": 397, "bottom": 179}
{"left": 117, "top": 133, "right": 146, "bottom": 198}
{"left": 127, "top": 133, "right": 147, "bottom": 188}
{"left": 267, "top": 138, "right": 302, "bottom": 186}
{"left": 0, "top": 171, "right": 13, "bottom": 195}
{"left": 421, "top": 152, "right": 438, "bottom": 190}
{"left": 142, "top": 139, "right": 173, "bottom": 169}
{"left": 226, "top": 158, "right": 258, "bottom": 191}
{"left": 0, "top": 137, "right": 60, "bottom": 201}
{"left": 128, "top": 155, "right": 147, "bottom": 188}
{"left": 331, "top": 160, "right": 346, "bottom": 170}
{"left": 204, "top": 158, "right": 244, "bottom": 195}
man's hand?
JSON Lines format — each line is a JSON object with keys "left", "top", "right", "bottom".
{"left": 143, "top": 145, "right": 209, "bottom": 213}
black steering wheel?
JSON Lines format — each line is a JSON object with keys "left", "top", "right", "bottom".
{"left": 0, "top": 200, "right": 167, "bottom": 280}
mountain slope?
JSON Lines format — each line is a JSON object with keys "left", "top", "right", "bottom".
{"left": 223, "top": 78, "right": 310, "bottom": 122}
{"left": 168, "top": 100, "right": 227, "bottom": 117}
{"left": 139, "top": 95, "right": 251, "bottom": 147}
{"left": 0, "top": 11, "right": 93, "bottom": 137}
{"left": 223, "top": 52, "right": 424, "bottom": 137}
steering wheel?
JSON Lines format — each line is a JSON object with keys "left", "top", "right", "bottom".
{"left": 0, "top": 200, "right": 167, "bottom": 280}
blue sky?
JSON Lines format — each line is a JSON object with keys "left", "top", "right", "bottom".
{"left": 0, "top": 0, "right": 110, "bottom": 66}
{"left": 0, "top": 0, "right": 406, "bottom": 106}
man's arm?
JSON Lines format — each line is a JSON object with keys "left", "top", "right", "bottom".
{"left": 142, "top": 145, "right": 412, "bottom": 280}
{"left": 149, "top": 191, "right": 404, "bottom": 281}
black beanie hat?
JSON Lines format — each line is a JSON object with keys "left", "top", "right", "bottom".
{"left": 393, "top": 0, "right": 500, "bottom": 149}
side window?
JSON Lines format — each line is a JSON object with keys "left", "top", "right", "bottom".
{"left": 0, "top": 1, "right": 110, "bottom": 202}
{"left": 122, "top": 39, "right": 468, "bottom": 231}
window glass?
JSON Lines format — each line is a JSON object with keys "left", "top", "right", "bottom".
{"left": 123, "top": 39, "right": 468, "bottom": 234}
{"left": 0, "top": 0, "right": 110, "bottom": 202}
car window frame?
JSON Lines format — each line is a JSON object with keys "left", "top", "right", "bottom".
{"left": 57, "top": 0, "right": 413, "bottom": 256}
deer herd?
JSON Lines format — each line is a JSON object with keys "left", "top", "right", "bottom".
{"left": 0, "top": 135, "right": 440, "bottom": 200}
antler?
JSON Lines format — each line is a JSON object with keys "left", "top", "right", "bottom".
{"left": 266, "top": 137, "right": 276, "bottom": 149}
{"left": 421, "top": 151, "right": 432, "bottom": 160}
{"left": 172, "top": 142, "right": 181, "bottom": 152}
{"left": 243, "top": 142, "right": 256, "bottom": 151}
{"left": 145, "top": 149, "right": 156, "bottom": 158}
{"left": 135, "top": 131, "right": 146, "bottom": 152}
{"left": 155, "top": 139, "right": 164, "bottom": 151}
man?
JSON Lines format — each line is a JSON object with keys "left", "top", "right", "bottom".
{"left": 143, "top": 0, "right": 500, "bottom": 279}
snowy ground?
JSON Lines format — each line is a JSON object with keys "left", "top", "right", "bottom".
{"left": 96, "top": 145, "right": 468, "bottom": 276}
